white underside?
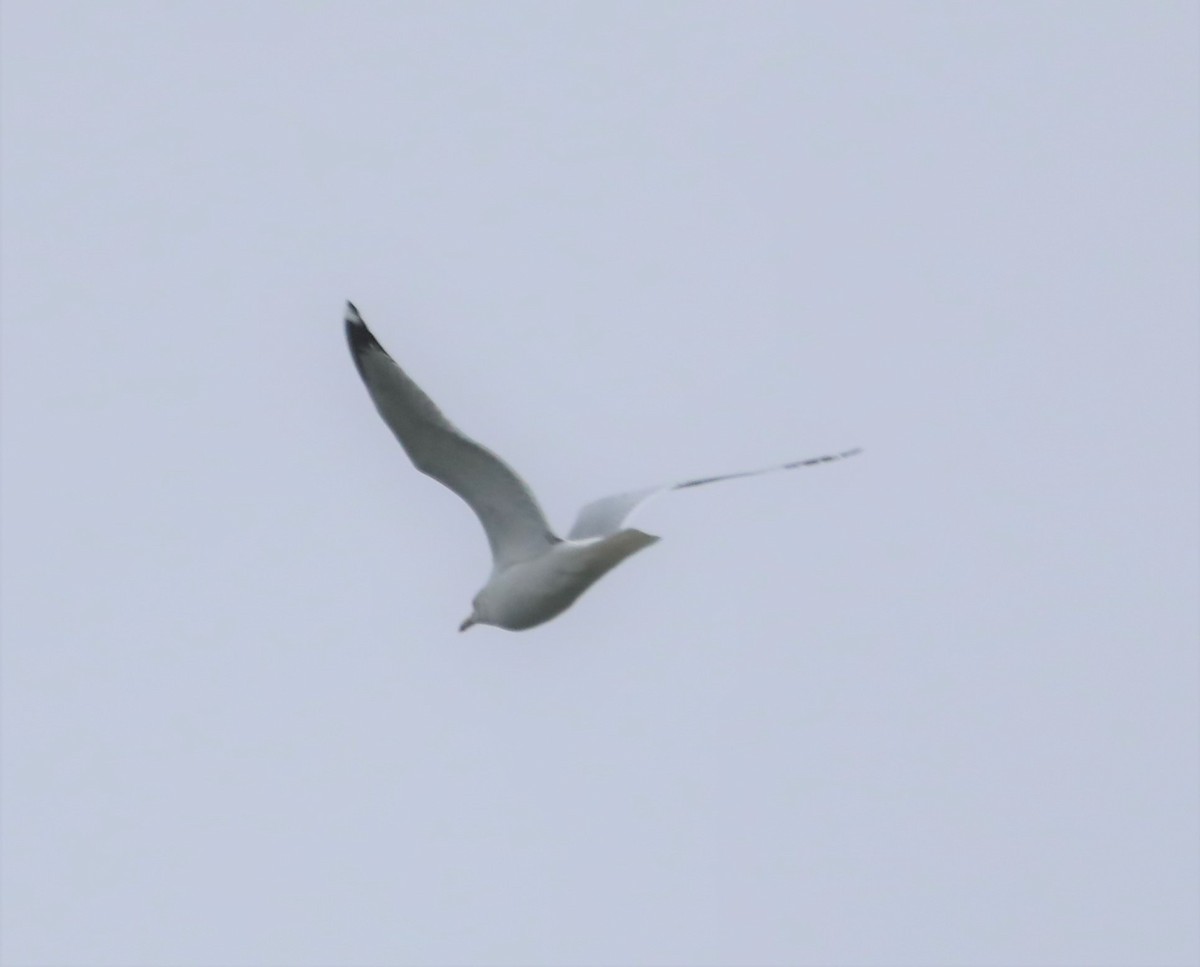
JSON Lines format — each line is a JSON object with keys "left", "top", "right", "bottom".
{"left": 471, "top": 529, "right": 660, "bottom": 630}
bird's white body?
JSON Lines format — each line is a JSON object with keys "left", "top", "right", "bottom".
{"left": 343, "top": 301, "right": 858, "bottom": 631}
{"left": 468, "top": 530, "right": 660, "bottom": 630}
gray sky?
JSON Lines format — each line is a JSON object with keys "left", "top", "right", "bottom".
{"left": 2, "top": 3, "right": 1197, "bottom": 966}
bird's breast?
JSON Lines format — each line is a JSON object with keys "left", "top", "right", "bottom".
{"left": 479, "top": 530, "right": 659, "bottom": 630}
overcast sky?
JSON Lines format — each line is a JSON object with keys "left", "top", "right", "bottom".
{"left": 2, "top": 3, "right": 1197, "bottom": 966}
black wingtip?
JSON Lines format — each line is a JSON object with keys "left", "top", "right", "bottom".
{"left": 782, "top": 447, "right": 864, "bottom": 469}
{"left": 344, "top": 301, "right": 385, "bottom": 378}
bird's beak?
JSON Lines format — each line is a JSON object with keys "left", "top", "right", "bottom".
{"left": 459, "top": 615, "right": 477, "bottom": 632}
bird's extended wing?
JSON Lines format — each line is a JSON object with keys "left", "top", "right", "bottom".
{"left": 568, "top": 448, "right": 862, "bottom": 540}
{"left": 345, "top": 302, "right": 558, "bottom": 566}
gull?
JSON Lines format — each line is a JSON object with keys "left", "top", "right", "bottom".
{"left": 345, "top": 301, "right": 860, "bottom": 631}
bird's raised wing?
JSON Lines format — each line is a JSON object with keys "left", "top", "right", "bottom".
{"left": 568, "top": 448, "right": 862, "bottom": 540}
{"left": 345, "top": 302, "right": 558, "bottom": 566}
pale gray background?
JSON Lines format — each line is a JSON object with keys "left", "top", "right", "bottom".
{"left": 2, "top": 3, "right": 1197, "bottom": 966}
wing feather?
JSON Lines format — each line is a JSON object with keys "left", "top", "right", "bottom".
{"left": 345, "top": 302, "right": 557, "bottom": 565}
{"left": 568, "top": 449, "right": 861, "bottom": 540}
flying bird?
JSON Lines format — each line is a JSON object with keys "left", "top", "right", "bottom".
{"left": 345, "top": 301, "right": 859, "bottom": 631}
